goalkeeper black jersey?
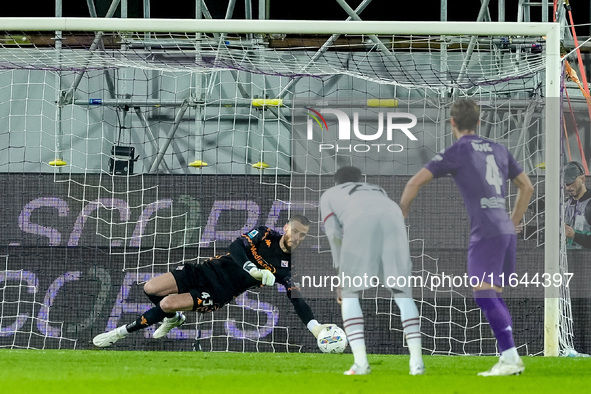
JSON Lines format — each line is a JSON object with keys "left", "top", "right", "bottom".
{"left": 183, "top": 226, "right": 314, "bottom": 324}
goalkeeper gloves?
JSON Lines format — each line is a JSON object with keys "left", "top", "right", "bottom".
{"left": 243, "top": 261, "right": 275, "bottom": 286}
{"left": 311, "top": 323, "right": 335, "bottom": 339}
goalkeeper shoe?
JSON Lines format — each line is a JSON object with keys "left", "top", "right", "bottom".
{"left": 153, "top": 312, "right": 186, "bottom": 339}
{"left": 344, "top": 363, "right": 371, "bottom": 376}
{"left": 410, "top": 360, "right": 425, "bottom": 375}
{"left": 478, "top": 357, "right": 524, "bottom": 377}
{"left": 93, "top": 326, "right": 127, "bottom": 348}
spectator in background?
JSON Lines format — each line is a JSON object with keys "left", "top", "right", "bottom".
{"left": 564, "top": 161, "right": 591, "bottom": 248}
{"left": 563, "top": 161, "right": 591, "bottom": 357}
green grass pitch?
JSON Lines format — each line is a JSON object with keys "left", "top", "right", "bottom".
{"left": 1, "top": 349, "right": 589, "bottom": 393}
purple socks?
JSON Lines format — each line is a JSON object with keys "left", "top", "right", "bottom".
{"left": 474, "top": 289, "right": 515, "bottom": 352}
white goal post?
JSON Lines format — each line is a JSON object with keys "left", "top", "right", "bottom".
{"left": 0, "top": 18, "right": 562, "bottom": 355}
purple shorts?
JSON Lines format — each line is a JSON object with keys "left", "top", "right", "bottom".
{"left": 467, "top": 234, "right": 516, "bottom": 288}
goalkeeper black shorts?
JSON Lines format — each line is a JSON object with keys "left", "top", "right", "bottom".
{"left": 171, "top": 263, "right": 224, "bottom": 313}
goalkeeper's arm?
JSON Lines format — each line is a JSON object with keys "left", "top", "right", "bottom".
{"left": 227, "top": 229, "right": 275, "bottom": 286}
{"left": 243, "top": 260, "right": 275, "bottom": 286}
{"left": 283, "top": 277, "right": 334, "bottom": 337}
{"left": 228, "top": 235, "right": 255, "bottom": 268}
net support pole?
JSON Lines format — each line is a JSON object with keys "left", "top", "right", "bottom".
{"left": 53, "top": 0, "right": 65, "bottom": 166}
{"left": 276, "top": 0, "right": 373, "bottom": 99}
{"left": 192, "top": 1, "right": 207, "bottom": 168}
{"left": 63, "top": 0, "right": 121, "bottom": 104}
{"left": 148, "top": 99, "right": 190, "bottom": 173}
{"left": 457, "top": 0, "right": 491, "bottom": 86}
{"left": 87, "top": 0, "right": 117, "bottom": 98}
{"left": 244, "top": 0, "right": 253, "bottom": 41}
{"left": 335, "top": 0, "right": 401, "bottom": 68}
{"left": 258, "top": 0, "right": 266, "bottom": 20}
{"left": 133, "top": 107, "right": 171, "bottom": 173}
{"left": 544, "top": 22, "right": 562, "bottom": 357}
{"left": 200, "top": 0, "right": 250, "bottom": 101}
{"left": 515, "top": 101, "right": 538, "bottom": 173}
{"left": 256, "top": 80, "right": 285, "bottom": 160}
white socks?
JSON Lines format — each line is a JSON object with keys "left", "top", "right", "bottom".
{"left": 501, "top": 347, "right": 520, "bottom": 364}
{"left": 341, "top": 297, "right": 369, "bottom": 367}
{"left": 116, "top": 325, "right": 129, "bottom": 336}
{"left": 341, "top": 295, "right": 423, "bottom": 368}
{"left": 395, "top": 297, "right": 423, "bottom": 363}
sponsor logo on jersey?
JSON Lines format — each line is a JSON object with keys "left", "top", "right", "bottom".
{"left": 243, "top": 231, "right": 276, "bottom": 273}
{"left": 281, "top": 260, "right": 289, "bottom": 267}
{"left": 480, "top": 196, "right": 506, "bottom": 209}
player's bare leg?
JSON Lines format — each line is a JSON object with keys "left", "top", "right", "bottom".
{"left": 153, "top": 293, "right": 193, "bottom": 338}
{"left": 341, "top": 292, "right": 371, "bottom": 375}
{"left": 144, "top": 272, "right": 179, "bottom": 297}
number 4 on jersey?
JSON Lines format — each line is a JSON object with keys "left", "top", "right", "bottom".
{"left": 485, "top": 154, "right": 503, "bottom": 195}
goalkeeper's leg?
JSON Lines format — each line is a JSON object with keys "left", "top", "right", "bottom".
{"left": 143, "top": 272, "right": 181, "bottom": 307}
{"left": 341, "top": 292, "right": 370, "bottom": 375}
{"left": 124, "top": 274, "right": 184, "bottom": 336}
{"left": 93, "top": 274, "right": 190, "bottom": 347}
{"left": 92, "top": 304, "right": 172, "bottom": 347}
{"left": 126, "top": 293, "right": 193, "bottom": 335}
{"left": 394, "top": 296, "right": 424, "bottom": 375}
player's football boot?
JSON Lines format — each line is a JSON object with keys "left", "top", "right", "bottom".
{"left": 343, "top": 363, "right": 371, "bottom": 375}
{"left": 153, "top": 312, "right": 186, "bottom": 339}
{"left": 409, "top": 360, "right": 425, "bottom": 375}
{"left": 477, "top": 357, "right": 524, "bottom": 376}
{"left": 92, "top": 326, "right": 127, "bottom": 347}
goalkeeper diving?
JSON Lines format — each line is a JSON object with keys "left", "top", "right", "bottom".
{"left": 93, "top": 215, "right": 333, "bottom": 347}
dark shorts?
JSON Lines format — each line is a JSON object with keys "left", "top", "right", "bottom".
{"left": 171, "top": 263, "right": 225, "bottom": 313}
{"left": 467, "top": 234, "right": 516, "bottom": 288}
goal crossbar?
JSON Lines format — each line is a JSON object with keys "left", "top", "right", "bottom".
{"left": 0, "top": 18, "right": 559, "bottom": 36}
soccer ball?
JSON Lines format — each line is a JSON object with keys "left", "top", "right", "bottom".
{"left": 316, "top": 325, "right": 348, "bottom": 353}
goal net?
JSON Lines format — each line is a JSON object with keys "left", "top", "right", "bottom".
{"left": 0, "top": 18, "right": 567, "bottom": 356}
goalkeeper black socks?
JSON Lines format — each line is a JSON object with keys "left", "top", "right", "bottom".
{"left": 126, "top": 305, "right": 175, "bottom": 333}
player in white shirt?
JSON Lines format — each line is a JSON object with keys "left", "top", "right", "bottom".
{"left": 320, "top": 166, "right": 424, "bottom": 376}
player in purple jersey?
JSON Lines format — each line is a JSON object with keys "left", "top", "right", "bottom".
{"left": 400, "top": 99, "right": 533, "bottom": 376}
